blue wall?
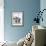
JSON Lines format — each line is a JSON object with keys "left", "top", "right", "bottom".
{"left": 4, "top": 0, "right": 40, "bottom": 42}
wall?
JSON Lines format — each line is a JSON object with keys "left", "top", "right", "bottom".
{"left": 4, "top": 0, "right": 40, "bottom": 42}
{"left": 0, "top": 0, "right": 4, "bottom": 42}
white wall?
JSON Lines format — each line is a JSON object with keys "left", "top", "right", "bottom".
{"left": 0, "top": 0, "right": 4, "bottom": 42}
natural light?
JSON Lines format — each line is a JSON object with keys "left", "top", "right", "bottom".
{"left": 0, "top": 8, "right": 4, "bottom": 42}
{"left": 0, "top": 0, "right": 4, "bottom": 43}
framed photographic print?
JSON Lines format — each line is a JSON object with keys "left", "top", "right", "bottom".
{"left": 12, "top": 11, "right": 24, "bottom": 26}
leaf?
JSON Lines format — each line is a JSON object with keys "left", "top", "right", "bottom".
{"left": 34, "top": 18, "right": 36, "bottom": 21}
{"left": 42, "top": 18, "right": 43, "bottom": 21}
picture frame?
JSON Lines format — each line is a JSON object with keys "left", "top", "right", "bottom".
{"left": 12, "top": 11, "right": 24, "bottom": 26}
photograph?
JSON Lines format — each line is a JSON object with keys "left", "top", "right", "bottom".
{"left": 12, "top": 11, "right": 24, "bottom": 26}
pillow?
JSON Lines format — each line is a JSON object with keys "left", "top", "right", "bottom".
{"left": 17, "top": 37, "right": 25, "bottom": 46}
{"left": 23, "top": 32, "right": 34, "bottom": 46}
